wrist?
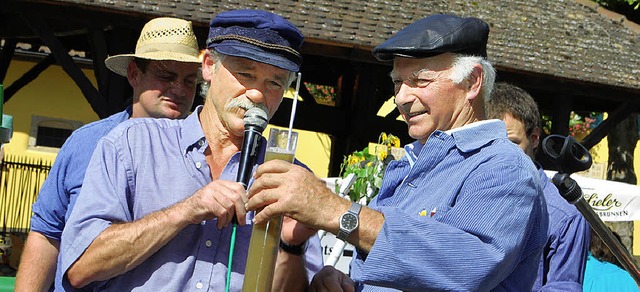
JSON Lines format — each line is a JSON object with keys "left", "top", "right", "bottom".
{"left": 279, "top": 238, "right": 306, "bottom": 256}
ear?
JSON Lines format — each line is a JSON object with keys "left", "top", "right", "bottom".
{"left": 530, "top": 127, "right": 541, "bottom": 151}
{"left": 202, "top": 51, "right": 215, "bottom": 82}
{"left": 127, "top": 61, "right": 140, "bottom": 86}
{"left": 465, "top": 64, "right": 483, "bottom": 101}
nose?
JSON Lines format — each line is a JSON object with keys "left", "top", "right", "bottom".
{"left": 245, "top": 87, "right": 266, "bottom": 105}
{"left": 394, "top": 83, "right": 415, "bottom": 113}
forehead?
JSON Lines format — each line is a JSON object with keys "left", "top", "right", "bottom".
{"left": 224, "top": 56, "right": 288, "bottom": 79}
{"left": 390, "top": 54, "right": 453, "bottom": 78}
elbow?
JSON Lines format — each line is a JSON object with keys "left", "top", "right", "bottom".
{"left": 66, "top": 263, "right": 92, "bottom": 288}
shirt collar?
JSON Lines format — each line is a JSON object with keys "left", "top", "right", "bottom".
{"left": 404, "top": 119, "right": 507, "bottom": 166}
{"left": 181, "top": 105, "right": 207, "bottom": 155}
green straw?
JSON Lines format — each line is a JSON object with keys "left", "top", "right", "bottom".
{"left": 225, "top": 223, "right": 238, "bottom": 292}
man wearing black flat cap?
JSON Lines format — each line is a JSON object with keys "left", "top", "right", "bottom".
{"left": 247, "top": 14, "right": 548, "bottom": 291}
{"left": 58, "top": 9, "right": 322, "bottom": 291}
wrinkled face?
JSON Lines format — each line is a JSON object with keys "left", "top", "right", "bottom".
{"left": 130, "top": 60, "right": 199, "bottom": 119}
{"left": 203, "top": 54, "right": 288, "bottom": 138}
{"left": 503, "top": 112, "right": 539, "bottom": 159}
{"left": 392, "top": 54, "right": 469, "bottom": 144}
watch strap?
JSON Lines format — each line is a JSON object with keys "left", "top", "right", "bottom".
{"left": 279, "top": 238, "right": 305, "bottom": 256}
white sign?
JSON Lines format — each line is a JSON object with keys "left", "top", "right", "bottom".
{"left": 318, "top": 232, "right": 355, "bottom": 274}
{"left": 545, "top": 171, "right": 640, "bottom": 222}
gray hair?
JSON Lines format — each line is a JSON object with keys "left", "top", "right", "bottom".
{"left": 449, "top": 54, "right": 496, "bottom": 102}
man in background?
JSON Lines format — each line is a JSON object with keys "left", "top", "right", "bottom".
{"left": 15, "top": 17, "right": 200, "bottom": 291}
{"left": 58, "top": 9, "right": 322, "bottom": 291}
{"left": 247, "top": 14, "right": 548, "bottom": 291}
{"left": 486, "top": 82, "right": 591, "bottom": 291}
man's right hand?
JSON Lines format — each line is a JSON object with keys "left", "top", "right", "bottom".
{"left": 182, "top": 179, "right": 249, "bottom": 229}
{"left": 309, "top": 266, "right": 355, "bottom": 292}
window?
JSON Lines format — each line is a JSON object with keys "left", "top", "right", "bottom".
{"left": 29, "top": 116, "right": 83, "bottom": 152}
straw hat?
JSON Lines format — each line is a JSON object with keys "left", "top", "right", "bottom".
{"left": 105, "top": 17, "right": 200, "bottom": 77}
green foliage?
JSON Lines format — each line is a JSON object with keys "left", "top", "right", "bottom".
{"left": 304, "top": 82, "right": 336, "bottom": 106}
{"left": 594, "top": 0, "right": 639, "bottom": 10}
{"left": 337, "top": 133, "right": 401, "bottom": 204}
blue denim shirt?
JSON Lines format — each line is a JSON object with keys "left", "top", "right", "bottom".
{"left": 350, "top": 120, "right": 549, "bottom": 291}
{"left": 58, "top": 106, "right": 323, "bottom": 291}
{"left": 31, "top": 107, "right": 131, "bottom": 241}
{"left": 532, "top": 166, "right": 590, "bottom": 291}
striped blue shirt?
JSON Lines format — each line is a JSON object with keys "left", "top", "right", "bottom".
{"left": 350, "top": 120, "right": 548, "bottom": 291}
{"left": 58, "top": 106, "right": 323, "bottom": 291}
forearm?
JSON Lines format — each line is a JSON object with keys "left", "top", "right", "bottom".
{"left": 67, "top": 201, "right": 193, "bottom": 288}
{"left": 272, "top": 249, "right": 308, "bottom": 291}
{"left": 15, "top": 232, "right": 59, "bottom": 292}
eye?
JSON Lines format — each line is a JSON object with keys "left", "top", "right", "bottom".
{"left": 184, "top": 78, "right": 196, "bottom": 87}
{"left": 415, "top": 78, "right": 431, "bottom": 88}
{"left": 269, "top": 80, "right": 284, "bottom": 90}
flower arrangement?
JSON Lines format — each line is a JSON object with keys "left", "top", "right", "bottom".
{"left": 336, "top": 133, "right": 401, "bottom": 205}
{"left": 569, "top": 112, "right": 601, "bottom": 138}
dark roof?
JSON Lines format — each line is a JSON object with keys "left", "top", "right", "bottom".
{"left": 41, "top": 0, "right": 640, "bottom": 91}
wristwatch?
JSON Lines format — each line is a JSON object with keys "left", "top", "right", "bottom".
{"left": 337, "top": 202, "right": 362, "bottom": 241}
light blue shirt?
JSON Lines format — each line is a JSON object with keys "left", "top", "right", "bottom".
{"left": 31, "top": 108, "right": 131, "bottom": 241}
{"left": 533, "top": 166, "right": 590, "bottom": 291}
{"left": 350, "top": 120, "right": 548, "bottom": 291}
{"left": 58, "top": 106, "right": 323, "bottom": 291}
{"left": 583, "top": 254, "right": 639, "bottom": 292}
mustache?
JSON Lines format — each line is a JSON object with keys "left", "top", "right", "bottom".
{"left": 225, "top": 98, "right": 269, "bottom": 115}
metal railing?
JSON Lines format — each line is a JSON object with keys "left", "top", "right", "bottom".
{"left": 0, "top": 155, "right": 51, "bottom": 234}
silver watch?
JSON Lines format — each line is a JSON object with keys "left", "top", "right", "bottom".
{"left": 337, "top": 202, "right": 362, "bottom": 241}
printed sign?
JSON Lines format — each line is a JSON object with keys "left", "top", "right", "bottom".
{"left": 545, "top": 171, "right": 640, "bottom": 222}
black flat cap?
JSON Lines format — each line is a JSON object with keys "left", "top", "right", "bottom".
{"left": 373, "top": 14, "right": 489, "bottom": 61}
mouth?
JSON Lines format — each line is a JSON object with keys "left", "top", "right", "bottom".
{"left": 405, "top": 110, "right": 428, "bottom": 119}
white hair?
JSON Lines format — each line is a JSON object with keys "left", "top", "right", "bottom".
{"left": 449, "top": 54, "right": 496, "bottom": 102}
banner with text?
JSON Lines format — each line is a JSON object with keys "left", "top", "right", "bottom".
{"left": 545, "top": 171, "right": 640, "bottom": 222}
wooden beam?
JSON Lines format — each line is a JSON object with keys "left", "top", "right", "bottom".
{"left": 551, "top": 96, "right": 571, "bottom": 136}
{"left": 20, "top": 12, "right": 107, "bottom": 118}
{"left": 581, "top": 102, "right": 640, "bottom": 150}
{"left": 0, "top": 38, "right": 16, "bottom": 84}
{"left": 4, "top": 54, "right": 54, "bottom": 102}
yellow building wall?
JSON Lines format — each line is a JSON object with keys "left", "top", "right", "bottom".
{"left": 3, "top": 60, "right": 100, "bottom": 161}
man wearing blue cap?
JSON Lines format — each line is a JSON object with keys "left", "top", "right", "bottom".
{"left": 57, "top": 10, "right": 322, "bottom": 291}
{"left": 247, "top": 14, "right": 548, "bottom": 290}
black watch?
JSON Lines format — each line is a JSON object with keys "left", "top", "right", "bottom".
{"left": 337, "top": 202, "right": 362, "bottom": 241}
{"left": 279, "top": 238, "right": 306, "bottom": 256}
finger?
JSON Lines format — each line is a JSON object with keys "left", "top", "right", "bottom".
{"left": 246, "top": 185, "right": 280, "bottom": 211}
{"left": 254, "top": 159, "right": 291, "bottom": 178}
{"left": 341, "top": 276, "right": 355, "bottom": 292}
{"left": 252, "top": 202, "right": 282, "bottom": 224}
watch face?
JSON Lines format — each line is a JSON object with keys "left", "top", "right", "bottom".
{"left": 341, "top": 213, "right": 358, "bottom": 230}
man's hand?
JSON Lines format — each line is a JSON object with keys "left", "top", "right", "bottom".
{"left": 183, "top": 179, "right": 249, "bottom": 229}
{"left": 246, "top": 160, "right": 347, "bottom": 231}
{"left": 310, "top": 266, "right": 355, "bottom": 292}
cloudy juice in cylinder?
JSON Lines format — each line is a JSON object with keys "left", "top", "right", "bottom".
{"left": 243, "top": 140, "right": 296, "bottom": 291}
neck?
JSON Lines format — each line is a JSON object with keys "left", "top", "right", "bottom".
{"left": 199, "top": 102, "right": 242, "bottom": 179}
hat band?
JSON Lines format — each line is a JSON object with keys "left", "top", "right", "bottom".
{"left": 137, "top": 42, "right": 199, "bottom": 56}
{"left": 207, "top": 34, "right": 301, "bottom": 59}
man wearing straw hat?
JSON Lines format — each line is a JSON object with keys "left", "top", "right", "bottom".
{"left": 15, "top": 17, "right": 200, "bottom": 291}
{"left": 58, "top": 9, "right": 322, "bottom": 291}
{"left": 247, "top": 14, "right": 548, "bottom": 291}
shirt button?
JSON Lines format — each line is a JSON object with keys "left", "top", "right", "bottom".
{"left": 201, "top": 220, "right": 206, "bottom": 225}
{"left": 205, "top": 240, "right": 212, "bottom": 248}
{"left": 196, "top": 282, "right": 203, "bottom": 289}
{"left": 198, "top": 139, "right": 205, "bottom": 146}
{"left": 195, "top": 161, "right": 202, "bottom": 169}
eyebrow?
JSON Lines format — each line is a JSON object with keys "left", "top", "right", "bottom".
{"left": 390, "top": 68, "right": 430, "bottom": 80}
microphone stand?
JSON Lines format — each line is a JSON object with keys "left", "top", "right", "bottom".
{"left": 542, "top": 135, "right": 640, "bottom": 286}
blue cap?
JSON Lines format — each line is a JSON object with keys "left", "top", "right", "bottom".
{"left": 206, "top": 10, "right": 304, "bottom": 72}
{"left": 373, "top": 14, "right": 489, "bottom": 61}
